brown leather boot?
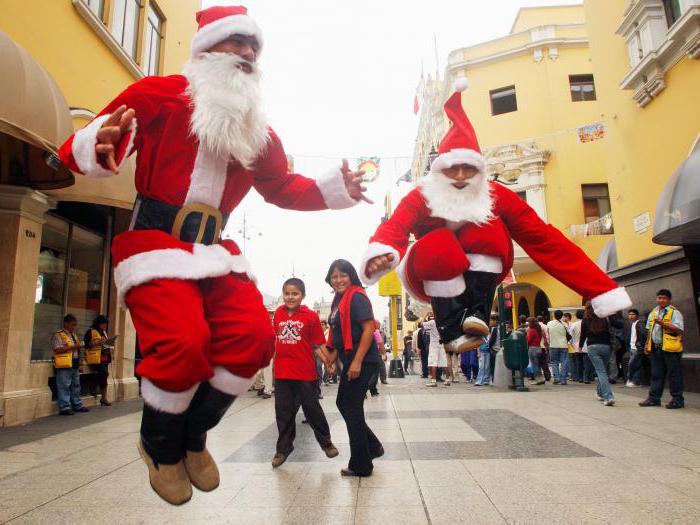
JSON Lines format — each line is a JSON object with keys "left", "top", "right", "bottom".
{"left": 139, "top": 404, "right": 192, "bottom": 505}
{"left": 184, "top": 383, "right": 236, "bottom": 492}
{"left": 184, "top": 448, "right": 219, "bottom": 492}
{"left": 138, "top": 441, "right": 192, "bottom": 505}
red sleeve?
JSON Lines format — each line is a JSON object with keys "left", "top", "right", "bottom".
{"left": 495, "top": 183, "right": 620, "bottom": 301}
{"left": 369, "top": 189, "right": 428, "bottom": 260}
{"left": 252, "top": 131, "right": 357, "bottom": 211}
{"left": 308, "top": 312, "right": 326, "bottom": 346}
{"left": 58, "top": 76, "right": 168, "bottom": 177}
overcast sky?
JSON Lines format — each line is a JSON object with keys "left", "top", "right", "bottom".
{"left": 203, "top": 0, "right": 582, "bottom": 323}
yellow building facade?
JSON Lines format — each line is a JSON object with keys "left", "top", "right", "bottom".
{"left": 0, "top": 0, "right": 200, "bottom": 426}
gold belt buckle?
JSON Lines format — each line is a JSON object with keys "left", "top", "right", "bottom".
{"left": 171, "top": 202, "right": 223, "bottom": 244}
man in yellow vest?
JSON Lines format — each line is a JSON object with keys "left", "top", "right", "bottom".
{"left": 639, "top": 289, "right": 685, "bottom": 409}
{"left": 52, "top": 314, "right": 90, "bottom": 416}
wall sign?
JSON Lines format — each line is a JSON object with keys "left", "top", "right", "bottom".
{"left": 633, "top": 211, "right": 651, "bottom": 234}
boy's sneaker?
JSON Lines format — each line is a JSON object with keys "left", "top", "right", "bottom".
{"left": 595, "top": 394, "right": 605, "bottom": 402}
{"left": 604, "top": 398, "right": 615, "bottom": 406}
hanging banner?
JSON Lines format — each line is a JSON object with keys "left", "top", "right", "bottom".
{"left": 357, "top": 157, "right": 380, "bottom": 183}
{"left": 577, "top": 122, "right": 605, "bottom": 144}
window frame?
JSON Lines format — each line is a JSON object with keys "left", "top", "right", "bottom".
{"left": 111, "top": 0, "right": 144, "bottom": 61}
{"left": 663, "top": 0, "right": 683, "bottom": 28}
{"left": 143, "top": 1, "right": 165, "bottom": 75}
{"left": 489, "top": 85, "right": 518, "bottom": 116}
{"left": 581, "top": 183, "right": 612, "bottom": 226}
{"left": 569, "top": 74, "right": 597, "bottom": 102}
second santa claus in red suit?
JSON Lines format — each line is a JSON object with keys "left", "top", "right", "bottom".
{"left": 58, "top": 5, "right": 368, "bottom": 506}
{"left": 361, "top": 78, "right": 631, "bottom": 354}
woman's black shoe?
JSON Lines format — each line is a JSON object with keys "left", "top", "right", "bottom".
{"left": 371, "top": 445, "right": 385, "bottom": 459}
{"left": 74, "top": 407, "right": 90, "bottom": 413}
{"left": 59, "top": 410, "right": 74, "bottom": 416}
{"left": 665, "top": 401, "right": 684, "bottom": 409}
{"left": 340, "top": 468, "right": 371, "bottom": 477}
{"left": 638, "top": 398, "right": 661, "bottom": 407}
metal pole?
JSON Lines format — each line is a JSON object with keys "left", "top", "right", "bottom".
{"left": 391, "top": 296, "right": 399, "bottom": 360}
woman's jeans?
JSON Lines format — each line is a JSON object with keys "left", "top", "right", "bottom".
{"left": 336, "top": 362, "right": 383, "bottom": 476}
{"left": 549, "top": 348, "right": 569, "bottom": 384}
{"left": 460, "top": 350, "right": 478, "bottom": 380}
{"left": 475, "top": 351, "right": 491, "bottom": 385}
{"left": 55, "top": 367, "right": 84, "bottom": 411}
{"left": 587, "top": 344, "right": 614, "bottom": 401}
{"left": 528, "top": 347, "right": 544, "bottom": 379}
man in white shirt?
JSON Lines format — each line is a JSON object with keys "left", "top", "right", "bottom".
{"left": 546, "top": 310, "right": 570, "bottom": 385}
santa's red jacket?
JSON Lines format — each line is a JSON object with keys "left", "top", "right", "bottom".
{"left": 361, "top": 181, "right": 630, "bottom": 317}
{"left": 58, "top": 75, "right": 356, "bottom": 302}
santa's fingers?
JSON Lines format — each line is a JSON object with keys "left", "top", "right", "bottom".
{"left": 118, "top": 108, "right": 136, "bottom": 133}
{"left": 95, "top": 144, "right": 118, "bottom": 173}
{"left": 359, "top": 194, "right": 374, "bottom": 204}
{"left": 103, "top": 105, "right": 128, "bottom": 128}
{"left": 96, "top": 125, "right": 123, "bottom": 145}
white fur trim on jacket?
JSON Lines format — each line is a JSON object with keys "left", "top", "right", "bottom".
{"left": 72, "top": 114, "right": 137, "bottom": 178}
{"left": 316, "top": 167, "right": 358, "bottom": 210}
{"left": 430, "top": 148, "right": 485, "bottom": 175}
{"left": 209, "top": 366, "right": 256, "bottom": 396}
{"left": 424, "top": 274, "right": 467, "bottom": 298}
{"left": 141, "top": 378, "right": 199, "bottom": 414}
{"left": 191, "top": 15, "right": 263, "bottom": 56}
{"left": 114, "top": 244, "right": 255, "bottom": 306}
{"left": 468, "top": 254, "right": 503, "bottom": 274}
{"left": 359, "top": 242, "right": 401, "bottom": 285}
{"left": 591, "top": 287, "right": 632, "bottom": 318}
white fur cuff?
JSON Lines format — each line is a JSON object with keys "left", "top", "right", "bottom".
{"left": 430, "top": 148, "right": 485, "bottom": 175}
{"left": 591, "top": 287, "right": 632, "bottom": 318}
{"left": 72, "top": 114, "right": 136, "bottom": 178}
{"left": 141, "top": 379, "right": 199, "bottom": 414}
{"left": 359, "top": 242, "right": 400, "bottom": 285}
{"left": 114, "top": 245, "right": 255, "bottom": 306}
{"left": 209, "top": 366, "right": 256, "bottom": 396}
{"left": 316, "top": 167, "right": 358, "bottom": 210}
{"left": 424, "top": 275, "right": 467, "bottom": 298}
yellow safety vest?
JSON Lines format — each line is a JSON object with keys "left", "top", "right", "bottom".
{"left": 646, "top": 306, "right": 683, "bottom": 353}
{"left": 54, "top": 330, "right": 76, "bottom": 369}
{"left": 86, "top": 328, "right": 104, "bottom": 365}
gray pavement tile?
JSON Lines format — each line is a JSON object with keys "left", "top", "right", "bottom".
{"left": 354, "top": 505, "right": 429, "bottom": 525}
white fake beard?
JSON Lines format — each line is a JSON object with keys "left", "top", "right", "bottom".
{"left": 418, "top": 171, "right": 494, "bottom": 225}
{"left": 182, "top": 53, "right": 270, "bottom": 169}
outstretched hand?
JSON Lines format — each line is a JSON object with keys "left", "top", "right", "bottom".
{"left": 341, "top": 159, "right": 373, "bottom": 204}
{"left": 365, "top": 253, "right": 395, "bottom": 278}
{"left": 95, "top": 105, "right": 135, "bottom": 174}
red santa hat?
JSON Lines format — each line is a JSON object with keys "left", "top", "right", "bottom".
{"left": 191, "top": 5, "right": 263, "bottom": 57}
{"left": 430, "top": 78, "right": 485, "bottom": 175}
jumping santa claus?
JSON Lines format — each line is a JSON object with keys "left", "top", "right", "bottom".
{"left": 361, "top": 78, "right": 631, "bottom": 353}
{"left": 58, "top": 5, "right": 368, "bottom": 506}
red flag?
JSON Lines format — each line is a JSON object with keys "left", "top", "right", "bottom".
{"left": 413, "top": 95, "right": 419, "bottom": 115}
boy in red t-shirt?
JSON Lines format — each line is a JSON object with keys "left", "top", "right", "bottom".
{"left": 272, "top": 278, "right": 339, "bottom": 467}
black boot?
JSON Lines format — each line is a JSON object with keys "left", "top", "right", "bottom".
{"left": 431, "top": 295, "right": 483, "bottom": 353}
{"left": 183, "top": 383, "right": 236, "bottom": 491}
{"left": 461, "top": 271, "right": 500, "bottom": 330}
{"left": 138, "top": 403, "right": 192, "bottom": 505}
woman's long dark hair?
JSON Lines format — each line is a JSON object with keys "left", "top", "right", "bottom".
{"left": 527, "top": 317, "right": 542, "bottom": 338}
{"left": 91, "top": 315, "right": 109, "bottom": 330}
{"left": 325, "top": 259, "right": 363, "bottom": 288}
{"left": 583, "top": 302, "right": 607, "bottom": 335}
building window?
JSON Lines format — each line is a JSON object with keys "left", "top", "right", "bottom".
{"left": 111, "top": 0, "right": 142, "bottom": 60}
{"left": 143, "top": 3, "right": 164, "bottom": 75}
{"left": 490, "top": 85, "right": 517, "bottom": 115}
{"left": 581, "top": 184, "right": 611, "bottom": 224}
{"left": 32, "top": 216, "right": 105, "bottom": 362}
{"left": 663, "top": 0, "right": 683, "bottom": 28}
{"left": 85, "top": 0, "right": 104, "bottom": 20}
{"left": 569, "top": 74, "right": 596, "bottom": 102}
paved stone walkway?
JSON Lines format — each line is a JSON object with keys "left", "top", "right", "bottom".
{"left": 1, "top": 374, "right": 700, "bottom": 524}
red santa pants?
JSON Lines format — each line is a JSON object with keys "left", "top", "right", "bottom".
{"left": 126, "top": 273, "right": 275, "bottom": 392}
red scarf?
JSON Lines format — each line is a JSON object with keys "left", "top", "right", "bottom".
{"left": 327, "top": 285, "right": 371, "bottom": 354}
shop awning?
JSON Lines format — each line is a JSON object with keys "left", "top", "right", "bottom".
{"left": 0, "top": 31, "right": 74, "bottom": 189}
{"left": 653, "top": 141, "right": 700, "bottom": 246}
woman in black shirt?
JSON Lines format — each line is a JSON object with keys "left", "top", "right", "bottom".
{"left": 325, "top": 259, "right": 382, "bottom": 477}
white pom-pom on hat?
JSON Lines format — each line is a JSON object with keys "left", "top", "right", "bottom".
{"left": 453, "top": 77, "right": 469, "bottom": 92}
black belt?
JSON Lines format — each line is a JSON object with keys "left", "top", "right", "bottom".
{"left": 131, "top": 195, "right": 228, "bottom": 245}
